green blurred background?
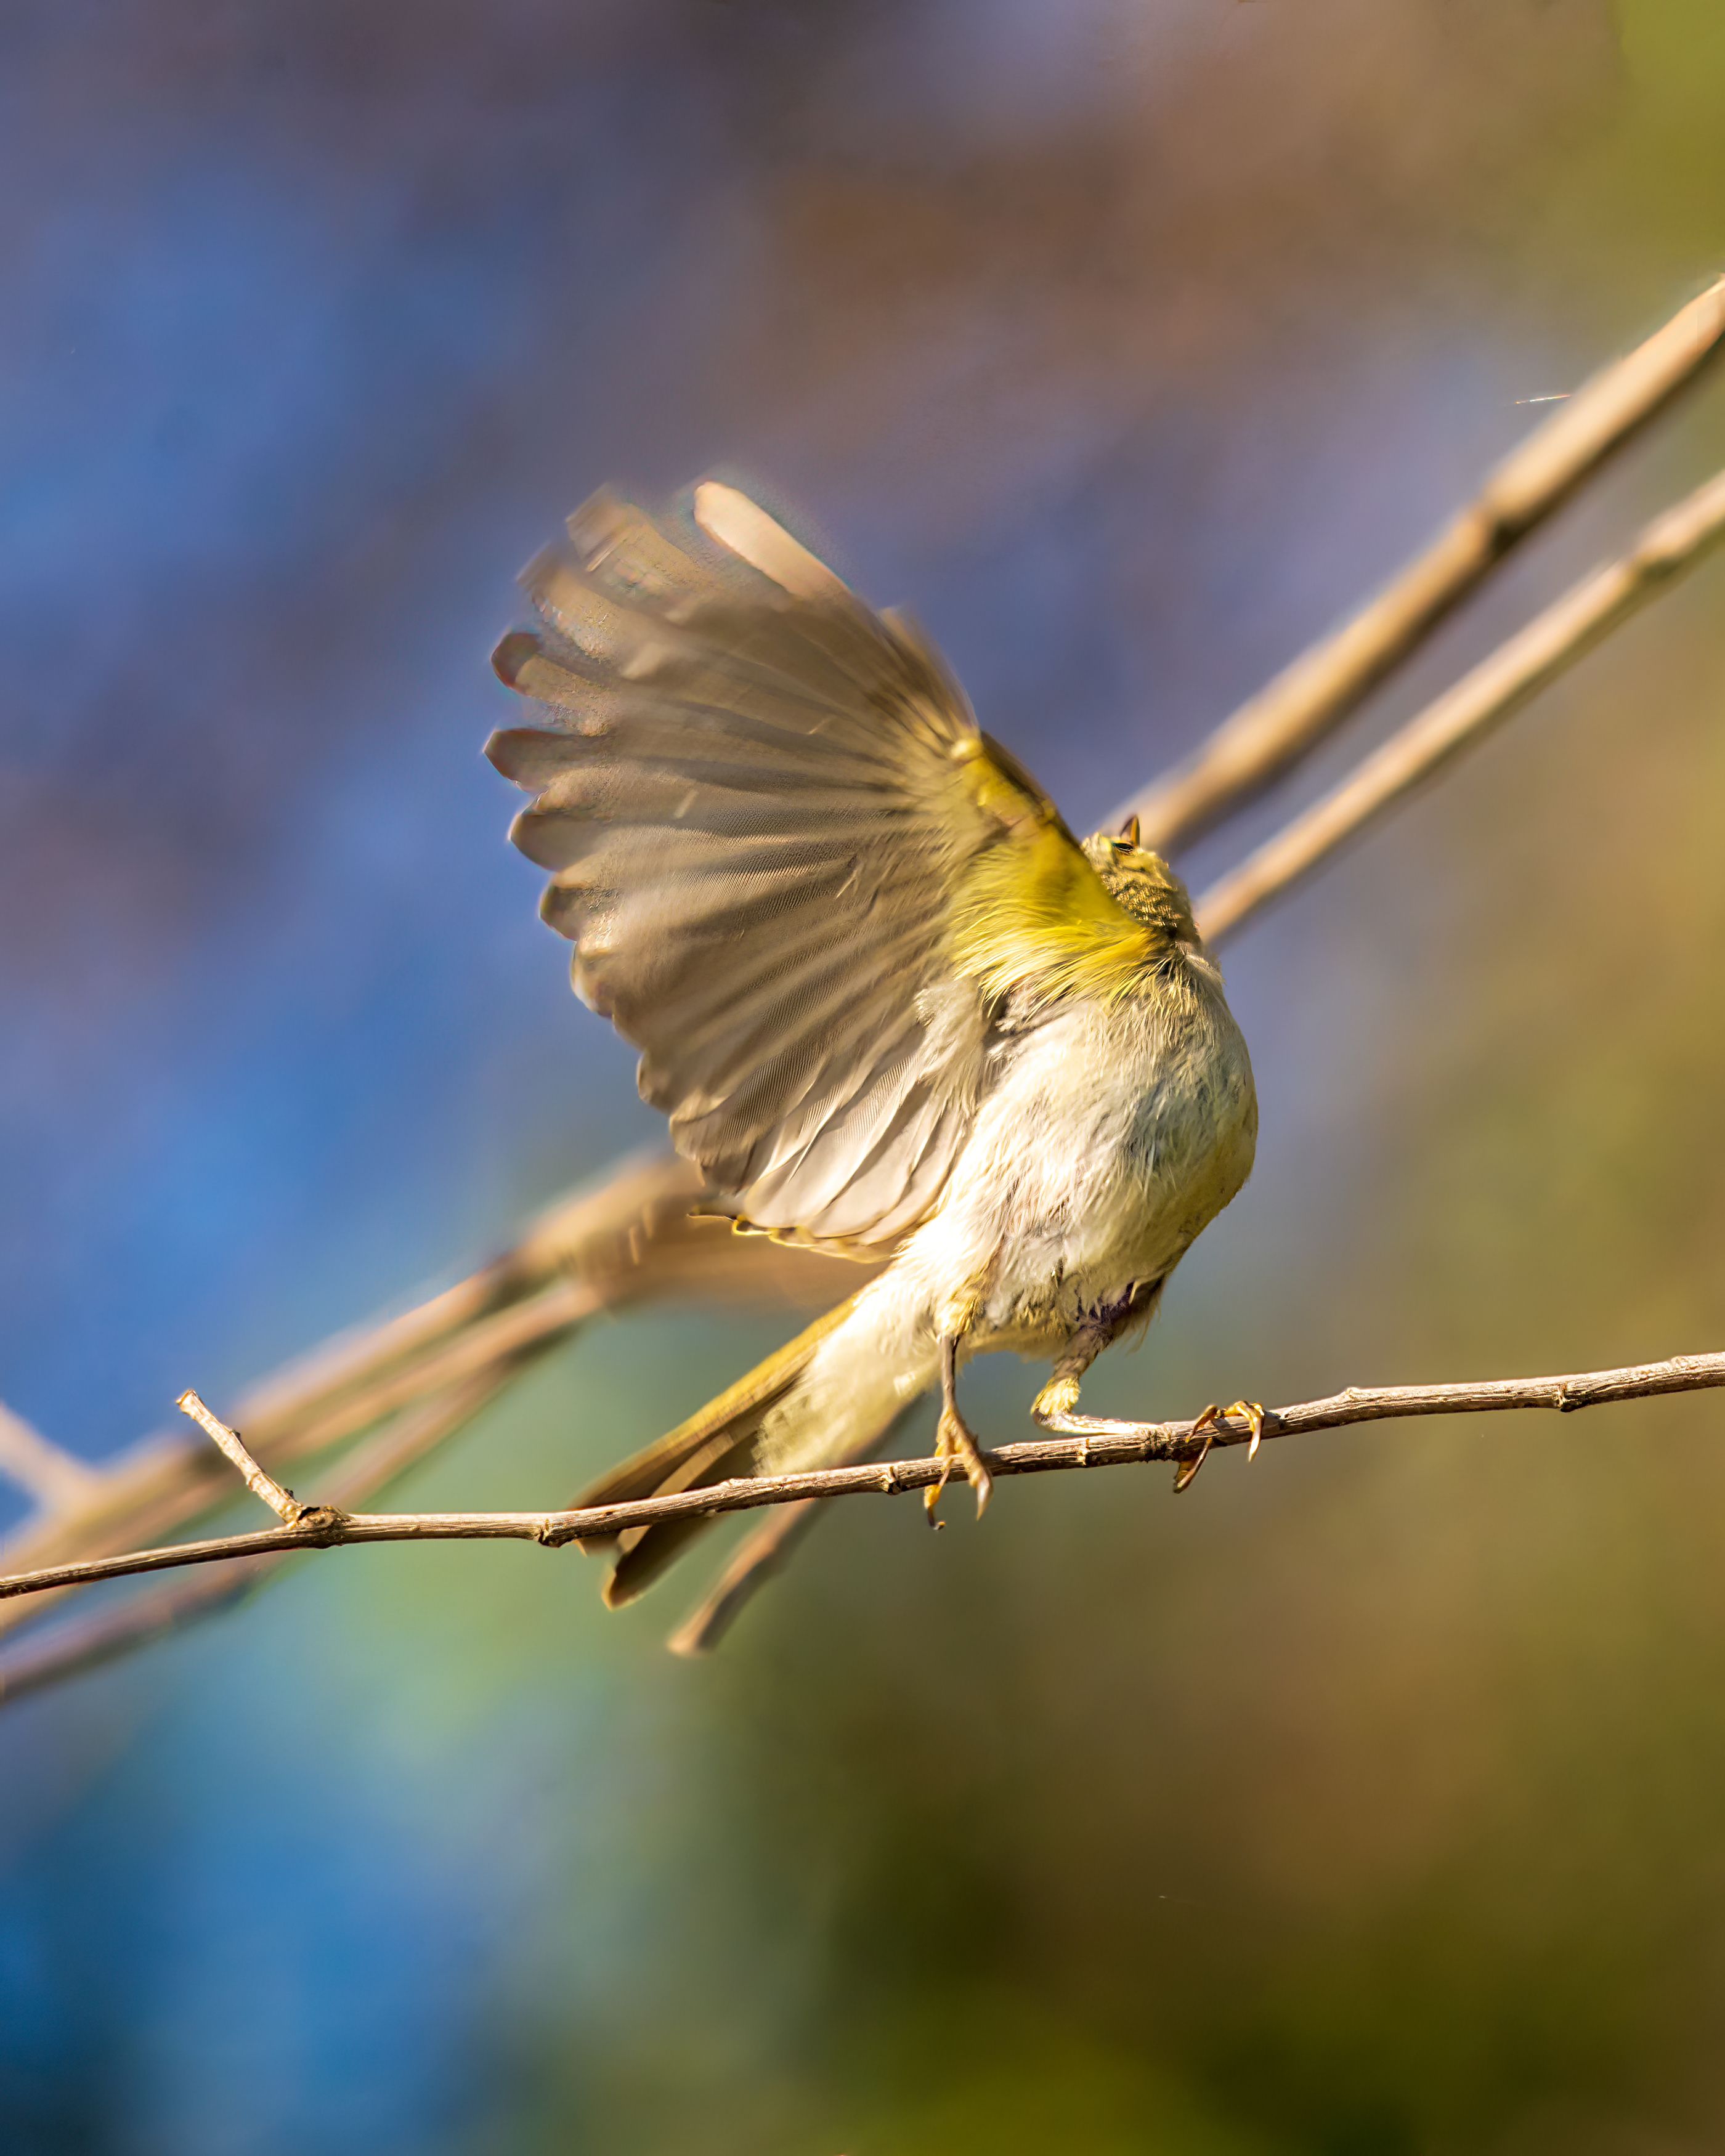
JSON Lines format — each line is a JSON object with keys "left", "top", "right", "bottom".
{"left": 4, "top": 2, "right": 1725, "bottom": 2150}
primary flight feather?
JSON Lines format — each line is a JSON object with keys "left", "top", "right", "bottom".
{"left": 488, "top": 482, "right": 1257, "bottom": 1614}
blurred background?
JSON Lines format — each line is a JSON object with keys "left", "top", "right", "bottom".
{"left": 4, "top": 1, "right": 1725, "bottom": 2149}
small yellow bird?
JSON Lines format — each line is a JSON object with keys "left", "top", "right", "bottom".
{"left": 488, "top": 482, "right": 1258, "bottom": 1608}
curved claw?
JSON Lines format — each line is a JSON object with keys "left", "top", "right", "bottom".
{"left": 1174, "top": 1399, "right": 1268, "bottom": 1491}
{"left": 1173, "top": 1409, "right": 1219, "bottom": 1493}
{"left": 927, "top": 1405, "right": 992, "bottom": 1522}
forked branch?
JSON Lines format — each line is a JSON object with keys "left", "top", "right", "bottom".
{"left": 0, "top": 1373, "right": 515, "bottom": 1704}
{"left": 3, "top": 1350, "right": 1721, "bottom": 1608}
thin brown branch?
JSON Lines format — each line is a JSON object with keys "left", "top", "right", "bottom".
{"left": 175, "top": 1390, "right": 307, "bottom": 1524}
{"left": 3, "top": 1350, "right": 1721, "bottom": 1608}
{"left": 1118, "top": 272, "right": 1725, "bottom": 854}
{"left": 1197, "top": 463, "right": 1725, "bottom": 942}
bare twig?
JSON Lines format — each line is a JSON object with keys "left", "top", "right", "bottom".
{"left": 0, "top": 1403, "right": 99, "bottom": 1512}
{"left": 1197, "top": 463, "right": 1725, "bottom": 941}
{"left": 0, "top": 1372, "right": 512, "bottom": 1704}
{"left": 1118, "top": 272, "right": 1725, "bottom": 854}
{"left": 2, "top": 1350, "right": 1721, "bottom": 1608}
{"left": 175, "top": 1390, "right": 307, "bottom": 1524}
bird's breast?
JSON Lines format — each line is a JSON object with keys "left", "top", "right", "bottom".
{"left": 940, "top": 968, "right": 1256, "bottom": 1339}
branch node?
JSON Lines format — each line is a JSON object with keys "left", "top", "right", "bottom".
{"left": 293, "top": 1505, "right": 349, "bottom": 1539}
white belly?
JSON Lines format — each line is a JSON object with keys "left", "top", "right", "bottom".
{"left": 901, "top": 970, "right": 1257, "bottom": 1350}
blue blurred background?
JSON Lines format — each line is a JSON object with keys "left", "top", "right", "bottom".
{"left": 6, "top": 2, "right": 1725, "bottom": 2149}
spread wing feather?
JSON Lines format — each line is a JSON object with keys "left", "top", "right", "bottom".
{"left": 488, "top": 481, "right": 1149, "bottom": 1252}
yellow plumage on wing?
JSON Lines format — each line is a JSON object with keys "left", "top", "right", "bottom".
{"left": 488, "top": 480, "right": 1257, "bottom": 1623}
{"left": 949, "top": 774, "right": 1159, "bottom": 1010}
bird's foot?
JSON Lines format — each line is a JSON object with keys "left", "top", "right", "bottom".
{"left": 1173, "top": 1399, "right": 1267, "bottom": 1493}
{"left": 926, "top": 1403, "right": 994, "bottom": 1523}
{"left": 1030, "top": 1371, "right": 1081, "bottom": 1429}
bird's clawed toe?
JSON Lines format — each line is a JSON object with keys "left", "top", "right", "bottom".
{"left": 1174, "top": 1398, "right": 1267, "bottom": 1491}
{"left": 926, "top": 1404, "right": 993, "bottom": 1522}
{"left": 1031, "top": 1372, "right": 1081, "bottom": 1429}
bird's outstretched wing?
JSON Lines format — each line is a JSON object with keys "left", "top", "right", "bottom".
{"left": 488, "top": 482, "right": 1153, "bottom": 1253}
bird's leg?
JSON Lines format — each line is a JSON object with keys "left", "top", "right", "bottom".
{"left": 928, "top": 1317, "right": 992, "bottom": 1522}
{"left": 1032, "top": 1279, "right": 1165, "bottom": 1432}
{"left": 1174, "top": 1399, "right": 1267, "bottom": 1493}
{"left": 1029, "top": 1339, "right": 1102, "bottom": 1433}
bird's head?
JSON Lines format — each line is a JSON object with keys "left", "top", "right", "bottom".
{"left": 1082, "top": 814, "right": 1201, "bottom": 949}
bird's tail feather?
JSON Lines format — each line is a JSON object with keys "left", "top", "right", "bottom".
{"left": 575, "top": 1289, "right": 875, "bottom": 1608}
